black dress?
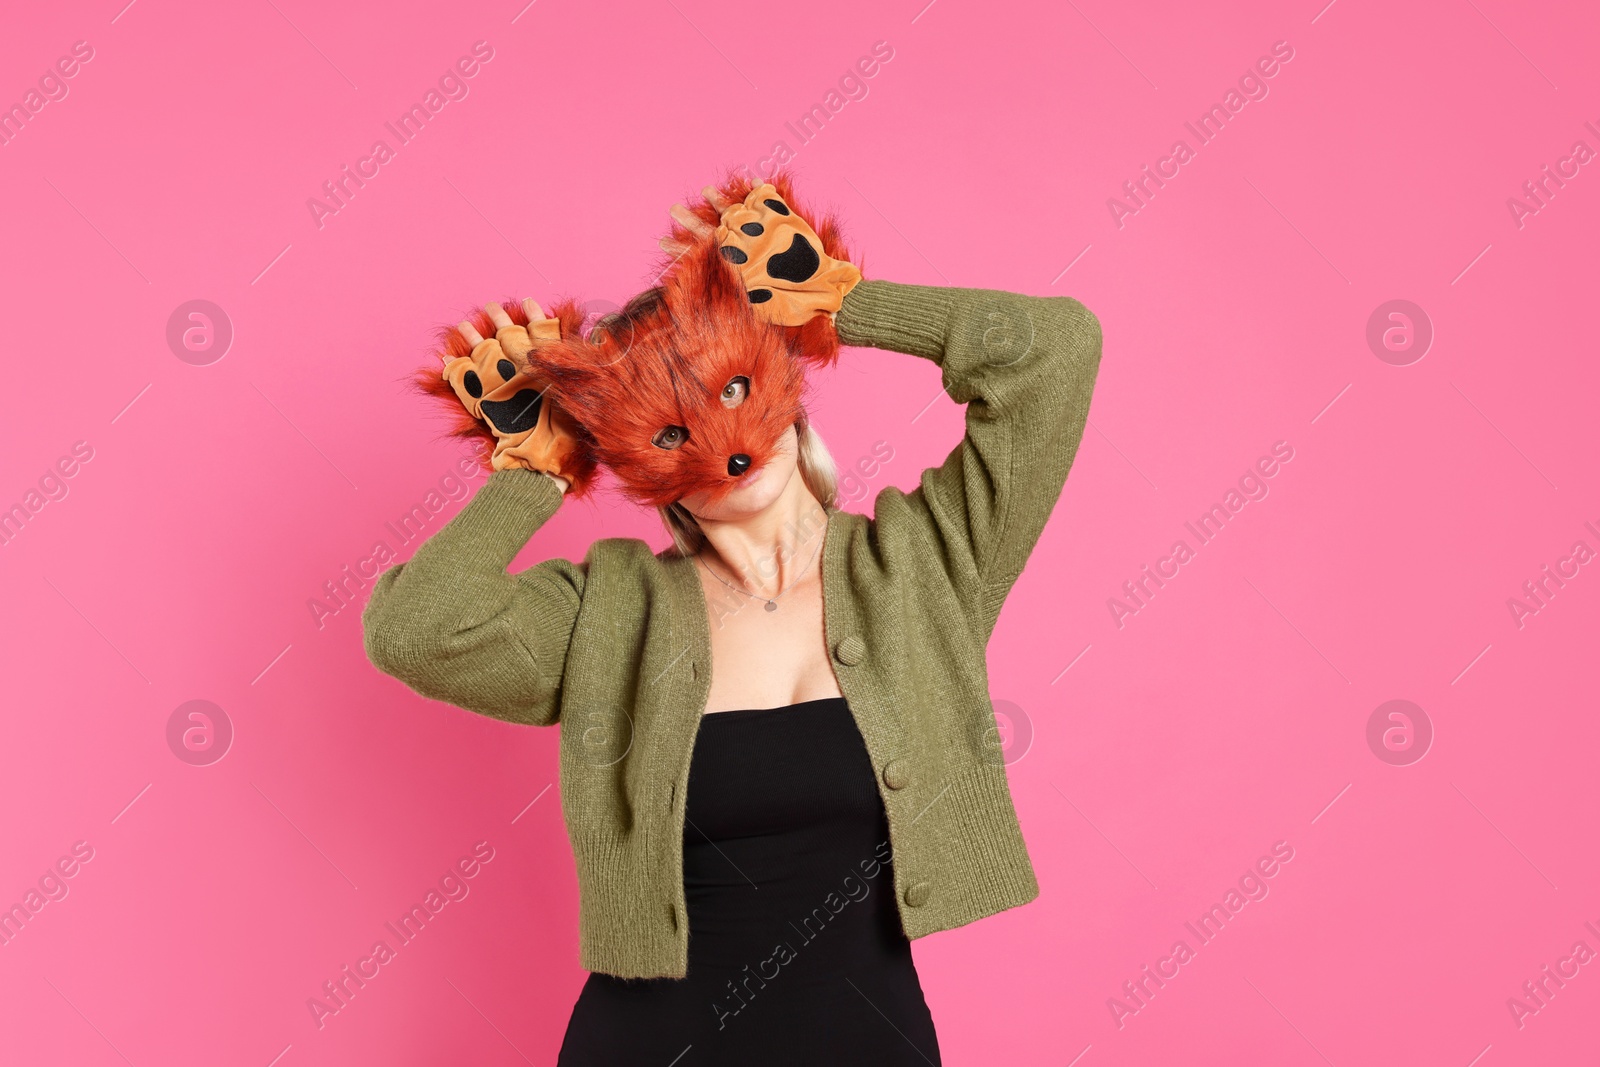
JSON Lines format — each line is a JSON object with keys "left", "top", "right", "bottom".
{"left": 557, "top": 697, "right": 941, "bottom": 1066}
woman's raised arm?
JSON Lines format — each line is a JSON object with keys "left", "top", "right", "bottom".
{"left": 834, "top": 279, "right": 1103, "bottom": 641}
{"left": 657, "top": 177, "right": 1103, "bottom": 643}
{"left": 362, "top": 467, "right": 583, "bottom": 727}
{"left": 362, "top": 297, "right": 596, "bottom": 726}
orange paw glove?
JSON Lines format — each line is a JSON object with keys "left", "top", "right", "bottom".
{"left": 443, "top": 299, "right": 589, "bottom": 488}
{"left": 669, "top": 182, "right": 861, "bottom": 328}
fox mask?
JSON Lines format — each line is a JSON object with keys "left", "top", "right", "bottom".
{"left": 422, "top": 174, "right": 851, "bottom": 508}
{"left": 418, "top": 172, "right": 850, "bottom": 508}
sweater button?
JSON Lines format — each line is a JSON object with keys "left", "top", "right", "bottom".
{"left": 904, "top": 881, "right": 932, "bottom": 908}
{"left": 882, "top": 759, "right": 910, "bottom": 790}
{"left": 667, "top": 902, "right": 679, "bottom": 931}
{"left": 833, "top": 635, "right": 866, "bottom": 666}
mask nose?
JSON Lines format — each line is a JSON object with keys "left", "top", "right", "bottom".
{"left": 727, "top": 454, "right": 752, "bottom": 477}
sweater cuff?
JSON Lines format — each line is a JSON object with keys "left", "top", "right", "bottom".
{"left": 432, "top": 466, "right": 566, "bottom": 570}
{"left": 835, "top": 279, "right": 955, "bottom": 363}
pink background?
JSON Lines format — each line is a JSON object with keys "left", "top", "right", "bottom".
{"left": 2, "top": 0, "right": 1597, "bottom": 1064}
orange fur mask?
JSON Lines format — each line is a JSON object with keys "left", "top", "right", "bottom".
{"left": 529, "top": 243, "right": 808, "bottom": 509}
{"left": 417, "top": 172, "right": 850, "bottom": 508}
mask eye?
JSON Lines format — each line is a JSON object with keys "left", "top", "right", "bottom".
{"left": 720, "top": 376, "right": 750, "bottom": 409}
{"left": 652, "top": 425, "right": 689, "bottom": 450}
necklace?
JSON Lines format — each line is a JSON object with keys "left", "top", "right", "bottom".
{"left": 696, "top": 527, "right": 825, "bottom": 613}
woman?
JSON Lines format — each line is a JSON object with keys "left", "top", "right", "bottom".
{"left": 362, "top": 174, "right": 1102, "bottom": 1064}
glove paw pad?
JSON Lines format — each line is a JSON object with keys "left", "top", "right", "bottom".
{"left": 711, "top": 182, "right": 860, "bottom": 328}
{"left": 764, "top": 232, "right": 821, "bottom": 283}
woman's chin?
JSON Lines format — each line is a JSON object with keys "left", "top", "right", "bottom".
{"left": 718, "top": 468, "right": 779, "bottom": 514}
{"left": 690, "top": 460, "right": 793, "bottom": 522}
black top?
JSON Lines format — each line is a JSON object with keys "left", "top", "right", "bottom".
{"left": 557, "top": 697, "right": 941, "bottom": 1066}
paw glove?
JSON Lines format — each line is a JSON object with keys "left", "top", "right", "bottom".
{"left": 442, "top": 300, "right": 592, "bottom": 489}
{"left": 712, "top": 183, "right": 861, "bottom": 327}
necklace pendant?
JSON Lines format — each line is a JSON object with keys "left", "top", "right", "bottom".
{"left": 764, "top": 600, "right": 778, "bottom": 612}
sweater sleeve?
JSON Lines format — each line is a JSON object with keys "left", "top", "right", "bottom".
{"left": 834, "top": 278, "right": 1102, "bottom": 640}
{"left": 361, "top": 466, "right": 583, "bottom": 727}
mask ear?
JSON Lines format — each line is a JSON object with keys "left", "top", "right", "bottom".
{"left": 664, "top": 229, "right": 764, "bottom": 324}
{"left": 514, "top": 291, "right": 662, "bottom": 470}
{"left": 531, "top": 239, "right": 760, "bottom": 419}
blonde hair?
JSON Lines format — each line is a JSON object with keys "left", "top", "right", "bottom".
{"left": 660, "top": 417, "right": 837, "bottom": 557}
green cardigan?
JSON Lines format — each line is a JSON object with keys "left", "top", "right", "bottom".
{"left": 362, "top": 278, "right": 1102, "bottom": 978}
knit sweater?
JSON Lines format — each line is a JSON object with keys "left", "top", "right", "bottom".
{"left": 361, "top": 278, "right": 1102, "bottom": 978}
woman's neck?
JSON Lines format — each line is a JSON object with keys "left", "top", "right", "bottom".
{"left": 694, "top": 475, "right": 829, "bottom": 597}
